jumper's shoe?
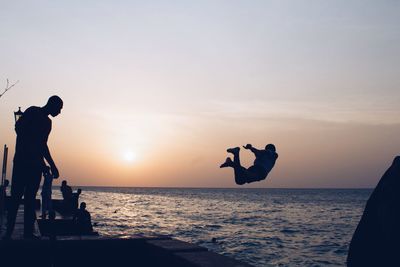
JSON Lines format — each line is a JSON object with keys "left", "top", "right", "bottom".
{"left": 220, "top": 157, "right": 233, "bottom": 168}
{"left": 227, "top": 147, "right": 240, "bottom": 154}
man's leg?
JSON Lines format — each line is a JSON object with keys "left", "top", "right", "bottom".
{"left": 233, "top": 166, "right": 248, "bottom": 185}
{"left": 227, "top": 147, "right": 241, "bottom": 166}
{"left": 41, "top": 193, "right": 48, "bottom": 218}
{"left": 23, "top": 168, "right": 42, "bottom": 237}
{"left": 4, "top": 164, "right": 26, "bottom": 238}
{"left": 48, "top": 192, "right": 53, "bottom": 213}
{"left": 41, "top": 194, "right": 45, "bottom": 217}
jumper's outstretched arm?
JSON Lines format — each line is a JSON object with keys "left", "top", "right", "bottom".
{"left": 243, "top": 144, "right": 262, "bottom": 157}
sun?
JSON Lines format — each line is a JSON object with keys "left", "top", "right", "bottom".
{"left": 122, "top": 150, "right": 137, "bottom": 163}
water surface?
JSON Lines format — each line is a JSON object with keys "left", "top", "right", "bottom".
{"left": 53, "top": 188, "right": 370, "bottom": 266}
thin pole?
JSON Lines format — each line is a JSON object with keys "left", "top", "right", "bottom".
{"left": 1, "top": 145, "right": 8, "bottom": 231}
{"left": 1, "top": 145, "right": 8, "bottom": 186}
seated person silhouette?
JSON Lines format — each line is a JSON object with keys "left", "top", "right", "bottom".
{"left": 220, "top": 144, "right": 278, "bottom": 185}
{"left": 60, "top": 180, "right": 72, "bottom": 201}
{"left": 73, "top": 202, "right": 93, "bottom": 234}
{"left": 60, "top": 180, "right": 73, "bottom": 213}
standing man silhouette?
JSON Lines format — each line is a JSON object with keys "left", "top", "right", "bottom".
{"left": 3, "top": 96, "right": 63, "bottom": 239}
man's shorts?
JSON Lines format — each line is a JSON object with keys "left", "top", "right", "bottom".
{"left": 248, "top": 164, "right": 268, "bottom": 180}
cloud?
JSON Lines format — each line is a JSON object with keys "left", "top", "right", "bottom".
{"left": 203, "top": 99, "right": 400, "bottom": 125}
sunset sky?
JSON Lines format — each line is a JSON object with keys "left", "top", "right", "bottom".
{"left": 1, "top": 1, "right": 399, "bottom": 188}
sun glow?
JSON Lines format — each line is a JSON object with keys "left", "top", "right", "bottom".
{"left": 122, "top": 150, "right": 137, "bottom": 163}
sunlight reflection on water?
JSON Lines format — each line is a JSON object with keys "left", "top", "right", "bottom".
{"left": 53, "top": 188, "right": 370, "bottom": 267}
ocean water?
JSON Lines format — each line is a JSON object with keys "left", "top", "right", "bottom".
{"left": 53, "top": 188, "right": 370, "bottom": 267}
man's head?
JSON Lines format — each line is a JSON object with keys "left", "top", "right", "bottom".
{"left": 77, "top": 189, "right": 82, "bottom": 195}
{"left": 80, "top": 202, "right": 86, "bottom": 210}
{"left": 265, "top": 144, "right": 276, "bottom": 152}
{"left": 61, "top": 180, "right": 67, "bottom": 186}
{"left": 45, "top": 95, "right": 63, "bottom": 117}
{"left": 4, "top": 179, "right": 9, "bottom": 187}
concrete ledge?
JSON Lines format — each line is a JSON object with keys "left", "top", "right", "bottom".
{"left": 54, "top": 234, "right": 171, "bottom": 241}
{"left": 0, "top": 237, "right": 253, "bottom": 267}
{"left": 2, "top": 204, "right": 253, "bottom": 267}
{"left": 175, "top": 251, "right": 253, "bottom": 267}
{"left": 146, "top": 239, "right": 208, "bottom": 253}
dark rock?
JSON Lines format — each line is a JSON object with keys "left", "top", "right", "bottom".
{"left": 347, "top": 156, "right": 400, "bottom": 266}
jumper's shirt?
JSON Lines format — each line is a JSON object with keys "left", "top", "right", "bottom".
{"left": 254, "top": 149, "right": 278, "bottom": 174}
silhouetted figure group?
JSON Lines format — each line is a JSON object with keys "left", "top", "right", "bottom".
{"left": 3, "top": 96, "right": 63, "bottom": 240}
{"left": 39, "top": 179, "right": 93, "bottom": 237}
{"left": 347, "top": 156, "right": 400, "bottom": 267}
{"left": 0, "top": 95, "right": 97, "bottom": 240}
{"left": 220, "top": 144, "right": 278, "bottom": 185}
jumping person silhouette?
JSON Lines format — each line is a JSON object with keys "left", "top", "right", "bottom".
{"left": 3, "top": 95, "right": 63, "bottom": 239}
{"left": 220, "top": 144, "right": 278, "bottom": 185}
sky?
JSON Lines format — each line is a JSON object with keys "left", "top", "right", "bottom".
{"left": 0, "top": 0, "right": 399, "bottom": 188}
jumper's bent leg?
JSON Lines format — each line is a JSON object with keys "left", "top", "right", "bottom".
{"left": 228, "top": 148, "right": 248, "bottom": 185}
{"left": 233, "top": 165, "right": 248, "bottom": 185}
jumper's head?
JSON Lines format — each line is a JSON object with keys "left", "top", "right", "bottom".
{"left": 265, "top": 144, "right": 276, "bottom": 152}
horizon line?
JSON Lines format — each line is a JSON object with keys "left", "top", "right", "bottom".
{"left": 52, "top": 185, "right": 374, "bottom": 190}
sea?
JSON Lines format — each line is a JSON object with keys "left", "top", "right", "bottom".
{"left": 53, "top": 188, "right": 370, "bottom": 267}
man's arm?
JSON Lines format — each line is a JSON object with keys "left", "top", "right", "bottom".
{"left": 42, "top": 119, "right": 59, "bottom": 178}
{"left": 243, "top": 144, "right": 263, "bottom": 157}
{"left": 43, "top": 145, "right": 59, "bottom": 178}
